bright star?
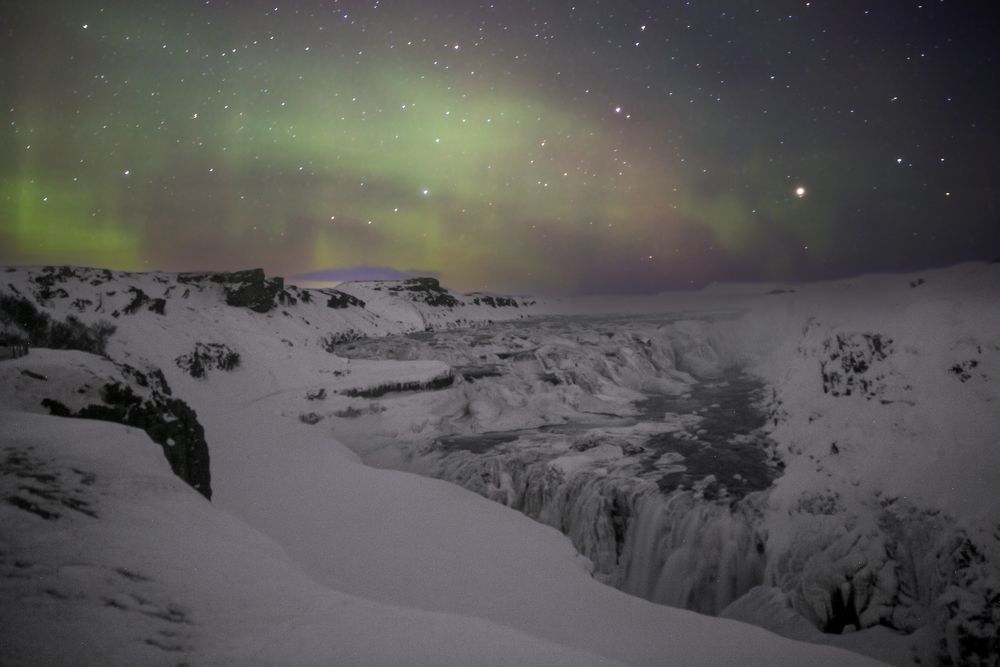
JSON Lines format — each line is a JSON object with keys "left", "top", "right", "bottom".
{"left": 795, "top": 186, "right": 807, "bottom": 198}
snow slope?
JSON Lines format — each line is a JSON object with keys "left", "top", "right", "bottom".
{"left": 0, "top": 267, "right": 888, "bottom": 665}
{"left": 0, "top": 409, "right": 625, "bottom": 666}
{"left": 290, "top": 264, "right": 1000, "bottom": 664}
{"left": 736, "top": 264, "right": 1000, "bottom": 526}
{"left": 320, "top": 291, "right": 998, "bottom": 665}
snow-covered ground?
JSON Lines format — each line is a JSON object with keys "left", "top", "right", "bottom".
{"left": 1, "top": 409, "right": 635, "bottom": 666}
{"left": 325, "top": 276, "right": 1000, "bottom": 665}
{"left": 1, "top": 262, "right": 998, "bottom": 665}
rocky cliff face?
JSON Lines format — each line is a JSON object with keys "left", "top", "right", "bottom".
{"left": 0, "top": 292, "right": 116, "bottom": 355}
{"left": 43, "top": 380, "right": 211, "bottom": 500}
{"left": 2, "top": 351, "right": 212, "bottom": 499}
{"left": 331, "top": 300, "right": 1000, "bottom": 667}
{"left": 0, "top": 266, "right": 548, "bottom": 503}
{"left": 179, "top": 268, "right": 291, "bottom": 313}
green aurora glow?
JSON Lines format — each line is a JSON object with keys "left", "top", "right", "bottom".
{"left": 2, "top": 1, "right": 997, "bottom": 293}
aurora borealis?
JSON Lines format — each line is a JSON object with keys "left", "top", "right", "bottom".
{"left": 2, "top": 1, "right": 998, "bottom": 294}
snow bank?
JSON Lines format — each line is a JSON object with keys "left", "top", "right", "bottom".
{"left": 0, "top": 264, "right": 888, "bottom": 665}
{"left": 0, "top": 411, "right": 622, "bottom": 666}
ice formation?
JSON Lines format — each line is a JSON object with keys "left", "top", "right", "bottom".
{"left": 2, "top": 262, "right": 998, "bottom": 665}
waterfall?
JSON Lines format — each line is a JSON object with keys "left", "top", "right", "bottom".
{"left": 335, "top": 316, "right": 1000, "bottom": 664}
{"left": 617, "top": 491, "right": 766, "bottom": 614}
{"left": 420, "top": 446, "right": 769, "bottom": 615}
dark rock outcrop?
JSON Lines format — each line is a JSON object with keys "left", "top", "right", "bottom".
{"left": 819, "top": 333, "right": 893, "bottom": 399}
{"left": 41, "top": 379, "right": 212, "bottom": 500}
{"left": 221, "top": 270, "right": 285, "bottom": 313}
{"left": 470, "top": 295, "right": 519, "bottom": 308}
{"left": 175, "top": 342, "right": 241, "bottom": 379}
{"left": 122, "top": 287, "right": 150, "bottom": 315}
{"left": 320, "top": 330, "right": 364, "bottom": 352}
{"left": 178, "top": 268, "right": 288, "bottom": 313}
{"left": 949, "top": 359, "right": 980, "bottom": 383}
{"left": 0, "top": 294, "right": 115, "bottom": 356}
{"left": 324, "top": 290, "right": 366, "bottom": 309}
{"left": 384, "top": 277, "right": 460, "bottom": 308}
{"left": 340, "top": 373, "right": 454, "bottom": 398}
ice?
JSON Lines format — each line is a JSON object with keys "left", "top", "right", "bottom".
{"left": 3, "top": 261, "right": 999, "bottom": 664}
{"left": 619, "top": 491, "right": 767, "bottom": 614}
{"left": 325, "top": 267, "right": 1000, "bottom": 664}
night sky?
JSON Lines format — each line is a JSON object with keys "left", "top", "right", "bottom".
{"left": 2, "top": 1, "right": 998, "bottom": 294}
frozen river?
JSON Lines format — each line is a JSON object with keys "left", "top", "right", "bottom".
{"left": 435, "top": 371, "right": 778, "bottom": 501}
{"left": 336, "top": 315, "right": 781, "bottom": 615}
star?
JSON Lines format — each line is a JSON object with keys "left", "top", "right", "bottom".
{"left": 3, "top": 0, "right": 996, "bottom": 295}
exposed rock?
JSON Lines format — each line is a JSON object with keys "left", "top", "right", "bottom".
{"left": 122, "top": 287, "right": 150, "bottom": 315}
{"left": 305, "top": 388, "right": 327, "bottom": 401}
{"left": 70, "top": 298, "right": 93, "bottom": 312}
{"left": 320, "top": 330, "right": 364, "bottom": 352}
{"left": 324, "top": 289, "right": 366, "bottom": 309}
{"left": 470, "top": 294, "right": 519, "bottom": 308}
{"left": 175, "top": 343, "right": 241, "bottom": 379}
{"left": 384, "top": 277, "right": 460, "bottom": 308}
{"left": 819, "top": 333, "right": 893, "bottom": 399}
{"left": 334, "top": 403, "right": 385, "bottom": 418}
{"left": 41, "top": 380, "right": 212, "bottom": 500}
{"left": 949, "top": 359, "right": 980, "bottom": 383}
{"left": 299, "top": 412, "right": 323, "bottom": 425}
{"left": 177, "top": 268, "right": 288, "bottom": 313}
{"left": 222, "top": 270, "right": 285, "bottom": 313}
{"left": 340, "top": 373, "right": 454, "bottom": 398}
{"left": 0, "top": 294, "right": 115, "bottom": 356}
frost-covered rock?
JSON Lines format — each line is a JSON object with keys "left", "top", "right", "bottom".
{"left": 179, "top": 268, "right": 289, "bottom": 313}
{"left": 175, "top": 342, "right": 241, "bottom": 379}
{"left": 819, "top": 333, "right": 894, "bottom": 399}
{"left": 1, "top": 350, "right": 211, "bottom": 499}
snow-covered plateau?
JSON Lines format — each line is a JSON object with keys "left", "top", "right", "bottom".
{"left": 1, "top": 263, "right": 997, "bottom": 666}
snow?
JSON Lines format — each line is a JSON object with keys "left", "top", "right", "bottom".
{"left": 0, "top": 411, "right": 621, "bottom": 666}
{"left": 0, "top": 349, "right": 135, "bottom": 413}
{"left": 0, "top": 376, "right": 879, "bottom": 666}
{"left": 4, "top": 261, "right": 998, "bottom": 665}
{"left": 196, "top": 382, "right": 879, "bottom": 665}
{"left": 729, "top": 263, "right": 1000, "bottom": 528}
